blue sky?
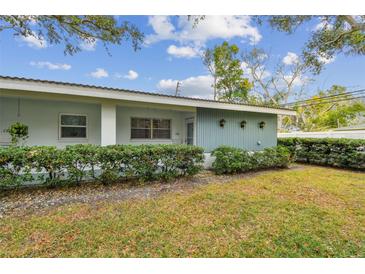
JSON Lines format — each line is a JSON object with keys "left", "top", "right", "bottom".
{"left": 0, "top": 15, "right": 364, "bottom": 100}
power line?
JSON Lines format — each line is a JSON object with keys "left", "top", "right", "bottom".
{"left": 283, "top": 88, "right": 365, "bottom": 106}
{"left": 284, "top": 89, "right": 365, "bottom": 106}
{"left": 294, "top": 95, "right": 365, "bottom": 108}
{"left": 293, "top": 91, "right": 365, "bottom": 107}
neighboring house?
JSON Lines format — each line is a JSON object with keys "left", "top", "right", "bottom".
{"left": 0, "top": 76, "right": 295, "bottom": 152}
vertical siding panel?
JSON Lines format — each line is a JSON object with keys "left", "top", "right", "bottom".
{"left": 196, "top": 108, "right": 277, "bottom": 152}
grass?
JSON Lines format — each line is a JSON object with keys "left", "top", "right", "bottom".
{"left": 0, "top": 166, "right": 364, "bottom": 257}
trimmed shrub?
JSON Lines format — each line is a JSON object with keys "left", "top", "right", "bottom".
{"left": 30, "top": 146, "right": 67, "bottom": 186}
{"left": 212, "top": 145, "right": 291, "bottom": 174}
{"left": 64, "top": 144, "right": 100, "bottom": 184}
{"left": 0, "top": 146, "right": 32, "bottom": 187}
{"left": 278, "top": 138, "right": 365, "bottom": 170}
{"left": 0, "top": 144, "right": 204, "bottom": 188}
{"left": 97, "top": 144, "right": 204, "bottom": 183}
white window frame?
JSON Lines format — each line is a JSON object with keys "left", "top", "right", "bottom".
{"left": 59, "top": 113, "right": 88, "bottom": 140}
{"left": 130, "top": 117, "right": 172, "bottom": 140}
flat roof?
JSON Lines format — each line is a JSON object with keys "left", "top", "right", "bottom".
{"left": 0, "top": 75, "right": 296, "bottom": 116}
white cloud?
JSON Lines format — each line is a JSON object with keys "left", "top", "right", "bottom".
{"left": 313, "top": 20, "right": 334, "bottom": 31}
{"left": 147, "top": 16, "right": 175, "bottom": 44}
{"left": 282, "top": 52, "right": 300, "bottom": 65}
{"left": 240, "top": 61, "right": 248, "bottom": 70}
{"left": 146, "top": 16, "right": 262, "bottom": 46}
{"left": 241, "top": 61, "right": 271, "bottom": 81}
{"left": 281, "top": 74, "right": 310, "bottom": 88}
{"left": 20, "top": 32, "right": 47, "bottom": 49}
{"left": 79, "top": 39, "right": 97, "bottom": 51}
{"left": 167, "top": 45, "right": 199, "bottom": 58}
{"left": 157, "top": 75, "right": 214, "bottom": 99}
{"left": 318, "top": 55, "right": 336, "bottom": 64}
{"left": 89, "top": 68, "right": 108, "bottom": 78}
{"left": 30, "top": 61, "right": 71, "bottom": 70}
{"left": 120, "top": 70, "right": 139, "bottom": 80}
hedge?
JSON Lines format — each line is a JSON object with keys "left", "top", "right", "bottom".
{"left": 0, "top": 144, "right": 204, "bottom": 188}
{"left": 212, "top": 146, "right": 292, "bottom": 175}
{"left": 278, "top": 138, "right": 365, "bottom": 170}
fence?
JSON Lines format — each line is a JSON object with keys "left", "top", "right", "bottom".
{"left": 278, "top": 130, "right": 365, "bottom": 140}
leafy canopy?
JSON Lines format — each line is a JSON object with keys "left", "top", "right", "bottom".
{"left": 262, "top": 16, "right": 365, "bottom": 74}
{"left": 0, "top": 15, "right": 144, "bottom": 54}
{"left": 203, "top": 41, "right": 252, "bottom": 102}
{"left": 282, "top": 85, "right": 365, "bottom": 131}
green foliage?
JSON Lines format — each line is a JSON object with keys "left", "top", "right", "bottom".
{"left": 64, "top": 144, "right": 100, "bottom": 184}
{"left": 278, "top": 137, "right": 365, "bottom": 170}
{"left": 98, "top": 144, "right": 204, "bottom": 184}
{"left": 212, "top": 145, "right": 291, "bottom": 174}
{"left": 203, "top": 41, "right": 253, "bottom": 102}
{"left": 0, "top": 16, "right": 144, "bottom": 54}
{"left": 6, "top": 122, "right": 29, "bottom": 145}
{"left": 30, "top": 146, "right": 67, "bottom": 186}
{"left": 0, "top": 146, "right": 33, "bottom": 187}
{"left": 283, "top": 85, "right": 365, "bottom": 131}
{"left": 263, "top": 16, "right": 365, "bottom": 74}
{"left": 0, "top": 144, "right": 204, "bottom": 188}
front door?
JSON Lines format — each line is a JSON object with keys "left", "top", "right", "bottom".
{"left": 186, "top": 119, "right": 194, "bottom": 145}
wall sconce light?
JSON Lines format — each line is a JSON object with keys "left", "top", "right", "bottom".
{"left": 240, "top": 120, "right": 247, "bottom": 128}
{"left": 259, "top": 121, "right": 266, "bottom": 129}
{"left": 219, "top": 119, "right": 226, "bottom": 127}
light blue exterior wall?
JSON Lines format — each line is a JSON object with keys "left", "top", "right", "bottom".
{"left": 0, "top": 96, "right": 194, "bottom": 147}
{"left": 1, "top": 96, "right": 277, "bottom": 151}
{"left": 196, "top": 108, "right": 277, "bottom": 152}
{"left": 0, "top": 97, "right": 101, "bottom": 147}
{"left": 116, "top": 105, "right": 195, "bottom": 145}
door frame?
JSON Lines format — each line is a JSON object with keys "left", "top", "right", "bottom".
{"left": 184, "top": 117, "right": 194, "bottom": 145}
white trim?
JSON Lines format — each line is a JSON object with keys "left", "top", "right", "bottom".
{"left": 184, "top": 117, "right": 195, "bottom": 145}
{"left": 58, "top": 113, "right": 88, "bottom": 140}
{"left": 0, "top": 78, "right": 296, "bottom": 116}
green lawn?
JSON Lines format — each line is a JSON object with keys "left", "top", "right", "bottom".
{"left": 0, "top": 166, "right": 364, "bottom": 257}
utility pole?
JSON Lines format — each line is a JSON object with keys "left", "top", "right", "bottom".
{"left": 175, "top": 81, "right": 181, "bottom": 97}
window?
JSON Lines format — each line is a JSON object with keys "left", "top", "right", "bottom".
{"left": 153, "top": 119, "right": 171, "bottom": 139}
{"left": 59, "top": 114, "right": 87, "bottom": 139}
{"left": 131, "top": 118, "right": 171, "bottom": 139}
{"left": 131, "top": 118, "right": 151, "bottom": 139}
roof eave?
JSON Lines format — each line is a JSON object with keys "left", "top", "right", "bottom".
{"left": 0, "top": 76, "right": 296, "bottom": 116}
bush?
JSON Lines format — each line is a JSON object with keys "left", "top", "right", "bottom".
{"left": 278, "top": 138, "right": 365, "bottom": 170}
{"left": 212, "top": 145, "right": 291, "bottom": 174}
{"left": 30, "top": 146, "right": 67, "bottom": 186}
{"left": 64, "top": 144, "right": 100, "bottom": 184}
{"left": 98, "top": 144, "right": 204, "bottom": 183}
{"left": 0, "top": 144, "right": 204, "bottom": 188}
{"left": 0, "top": 146, "right": 32, "bottom": 187}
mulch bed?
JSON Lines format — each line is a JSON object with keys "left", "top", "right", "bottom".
{"left": 0, "top": 165, "right": 305, "bottom": 218}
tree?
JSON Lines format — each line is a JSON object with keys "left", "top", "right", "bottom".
{"left": 202, "top": 48, "right": 218, "bottom": 100}
{"left": 241, "top": 47, "right": 312, "bottom": 106}
{"left": 261, "top": 16, "right": 365, "bottom": 74}
{"left": 0, "top": 16, "right": 144, "bottom": 54}
{"left": 282, "top": 85, "right": 365, "bottom": 131}
{"left": 202, "top": 41, "right": 252, "bottom": 102}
